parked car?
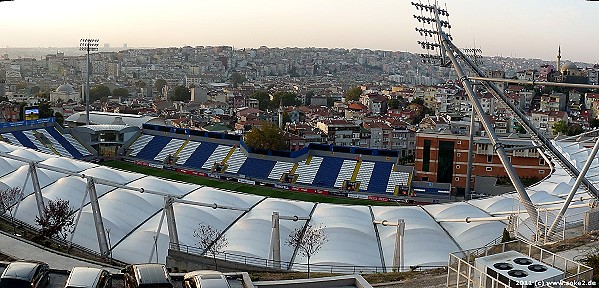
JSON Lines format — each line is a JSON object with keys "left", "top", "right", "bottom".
{"left": 64, "top": 267, "right": 112, "bottom": 288}
{"left": 183, "top": 270, "right": 231, "bottom": 288}
{"left": 122, "top": 263, "right": 173, "bottom": 288}
{"left": 0, "top": 260, "right": 50, "bottom": 288}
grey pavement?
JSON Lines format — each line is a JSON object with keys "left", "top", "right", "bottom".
{"left": 0, "top": 230, "right": 120, "bottom": 273}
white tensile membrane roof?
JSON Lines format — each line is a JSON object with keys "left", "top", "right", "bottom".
{"left": 0, "top": 139, "right": 594, "bottom": 271}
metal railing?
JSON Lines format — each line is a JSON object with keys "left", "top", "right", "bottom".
{"left": 171, "top": 242, "right": 446, "bottom": 274}
{"left": 0, "top": 214, "right": 117, "bottom": 264}
{"left": 453, "top": 239, "right": 593, "bottom": 287}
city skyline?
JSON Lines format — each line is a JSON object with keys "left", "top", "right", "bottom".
{"left": 1, "top": 0, "right": 598, "bottom": 63}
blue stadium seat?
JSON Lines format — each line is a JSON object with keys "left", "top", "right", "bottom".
{"left": 313, "top": 157, "right": 344, "bottom": 188}
{"left": 45, "top": 127, "right": 84, "bottom": 158}
{"left": 367, "top": 162, "right": 394, "bottom": 193}
{"left": 184, "top": 141, "right": 218, "bottom": 169}
{"left": 134, "top": 135, "right": 172, "bottom": 161}
{"left": 237, "top": 158, "right": 277, "bottom": 179}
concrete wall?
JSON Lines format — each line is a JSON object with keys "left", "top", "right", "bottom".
{"left": 166, "top": 249, "right": 283, "bottom": 273}
{"left": 253, "top": 275, "right": 373, "bottom": 288}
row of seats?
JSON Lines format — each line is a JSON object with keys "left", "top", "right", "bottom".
{"left": 0, "top": 126, "right": 91, "bottom": 159}
{"left": 127, "top": 133, "right": 405, "bottom": 194}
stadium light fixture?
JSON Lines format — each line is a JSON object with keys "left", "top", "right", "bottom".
{"left": 412, "top": 1, "right": 452, "bottom": 66}
{"left": 79, "top": 38, "right": 99, "bottom": 126}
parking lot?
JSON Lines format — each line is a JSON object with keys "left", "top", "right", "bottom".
{"left": 0, "top": 267, "right": 244, "bottom": 288}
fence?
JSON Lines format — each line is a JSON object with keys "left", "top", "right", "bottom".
{"left": 0, "top": 214, "right": 122, "bottom": 265}
{"left": 171, "top": 242, "right": 446, "bottom": 274}
{"left": 447, "top": 239, "right": 592, "bottom": 288}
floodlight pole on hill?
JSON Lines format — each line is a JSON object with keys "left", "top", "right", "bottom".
{"left": 80, "top": 38, "right": 99, "bottom": 126}
{"left": 412, "top": 2, "right": 539, "bottom": 223}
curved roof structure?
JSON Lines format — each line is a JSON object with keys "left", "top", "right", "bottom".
{"left": 56, "top": 84, "right": 76, "bottom": 94}
{"left": 0, "top": 137, "right": 594, "bottom": 272}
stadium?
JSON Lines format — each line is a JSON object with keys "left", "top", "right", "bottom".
{"left": 0, "top": 117, "right": 595, "bottom": 274}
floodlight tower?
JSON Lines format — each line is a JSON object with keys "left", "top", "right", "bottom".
{"left": 411, "top": 1, "right": 540, "bottom": 224}
{"left": 80, "top": 38, "right": 99, "bottom": 126}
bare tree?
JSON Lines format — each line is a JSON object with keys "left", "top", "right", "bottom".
{"left": 286, "top": 223, "right": 328, "bottom": 278}
{"left": 0, "top": 186, "right": 20, "bottom": 215}
{"left": 193, "top": 223, "right": 228, "bottom": 270}
{"left": 35, "top": 198, "right": 75, "bottom": 241}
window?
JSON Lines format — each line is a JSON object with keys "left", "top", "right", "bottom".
{"left": 457, "top": 140, "right": 462, "bottom": 145}
{"left": 539, "top": 169, "right": 545, "bottom": 174}
{"left": 539, "top": 158, "right": 545, "bottom": 165}
{"left": 423, "top": 139, "right": 431, "bottom": 172}
{"left": 487, "top": 155, "right": 493, "bottom": 163}
{"left": 508, "top": 156, "right": 512, "bottom": 163}
{"left": 455, "top": 177, "right": 460, "bottom": 182}
{"left": 456, "top": 165, "right": 460, "bottom": 169}
{"left": 457, "top": 152, "right": 461, "bottom": 157}
{"left": 486, "top": 167, "right": 492, "bottom": 171}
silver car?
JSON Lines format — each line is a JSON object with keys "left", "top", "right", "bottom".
{"left": 64, "top": 267, "right": 111, "bottom": 288}
{"left": 183, "top": 271, "right": 231, "bottom": 288}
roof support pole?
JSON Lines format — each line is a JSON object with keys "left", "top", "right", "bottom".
{"left": 164, "top": 196, "right": 180, "bottom": 251}
{"left": 11, "top": 166, "right": 31, "bottom": 220}
{"left": 465, "top": 90, "right": 476, "bottom": 197}
{"left": 269, "top": 211, "right": 281, "bottom": 269}
{"left": 149, "top": 207, "right": 166, "bottom": 263}
{"left": 29, "top": 163, "right": 45, "bottom": 219}
{"left": 87, "top": 177, "right": 110, "bottom": 257}
{"left": 547, "top": 137, "right": 599, "bottom": 238}
{"left": 393, "top": 219, "right": 405, "bottom": 272}
{"left": 68, "top": 182, "right": 89, "bottom": 249}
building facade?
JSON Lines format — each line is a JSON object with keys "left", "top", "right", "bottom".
{"left": 414, "top": 132, "right": 550, "bottom": 193}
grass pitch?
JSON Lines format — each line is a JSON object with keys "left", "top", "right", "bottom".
{"left": 101, "top": 160, "right": 399, "bottom": 206}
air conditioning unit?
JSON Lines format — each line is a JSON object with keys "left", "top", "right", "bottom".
{"left": 474, "top": 251, "right": 564, "bottom": 288}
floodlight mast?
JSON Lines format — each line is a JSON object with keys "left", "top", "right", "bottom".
{"left": 412, "top": 2, "right": 540, "bottom": 224}
{"left": 79, "top": 38, "right": 99, "bottom": 126}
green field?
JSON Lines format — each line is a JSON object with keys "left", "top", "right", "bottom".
{"left": 101, "top": 160, "right": 400, "bottom": 206}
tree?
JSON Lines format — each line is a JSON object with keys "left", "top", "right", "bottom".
{"left": 411, "top": 97, "right": 424, "bottom": 105}
{"left": 591, "top": 118, "right": 599, "bottom": 128}
{"left": 250, "top": 90, "right": 270, "bottom": 110}
{"left": 112, "top": 88, "right": 129, "bottom": 97}
{"left": 552, "top": 120, "right": 568, "bottom": 135}
{"left": 270, "top": 91, "right": 301, "bottom": 108}
{"left": 54, "top": 112, "right": 64, "bottom": 126}
{"left": 567, "top": 123, "right": 584, "bottom": 136}
{"left": 305, "top": 90, "right": 315, "bottom": 106}
{"left": 155, "top": 79, "right": 167, "bottom": 94}
{"left": 172, "top": 86, "right": 191, "bottom": 102}
{"left": 580, "top": 247, "right": 599, "bottom": 284}
{"left": 286, "top": 223, "right": 328, "bottom": 278}
{"left": 244, "top": 122, "right": 287, "bottom": 151}
{"left": 0, "top": 186, "right": 20, "bottom": 215}
{"left": 35, "top": 198, "right": 75, "bottom": 241}
{"left": 38, "top": 101, "right": 54, "bottom": 119}
{"left": 193, "top": 223, "right": 228, "bottom": 270}
{"left": 90, "top": 85, "right": 111, "bottom": 102}
{"left": 30, "top": 86, "right": 41, "bottom": 95}
{"left": 344, "top": 86, "right": 362, "bottom": 102}
{"left": 230, "top": 72, "right": 246, "bottom": 87}
{"left": 514, "top": 123, "right": 526, "bottom": 134}
{"left": 388, "top": 98, "right": 400, "bottom": 109}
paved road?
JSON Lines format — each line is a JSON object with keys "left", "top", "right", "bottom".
{"left": 0, "top": 230, "right": 119, "bottom": 273}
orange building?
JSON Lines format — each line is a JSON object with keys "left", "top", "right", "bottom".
{"left": 414, "top": 132, "right": 550, "bottom": 193}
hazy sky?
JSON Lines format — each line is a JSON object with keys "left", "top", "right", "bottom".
{"left": 1, "top": 0, "right": 598, "bottom": 63}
